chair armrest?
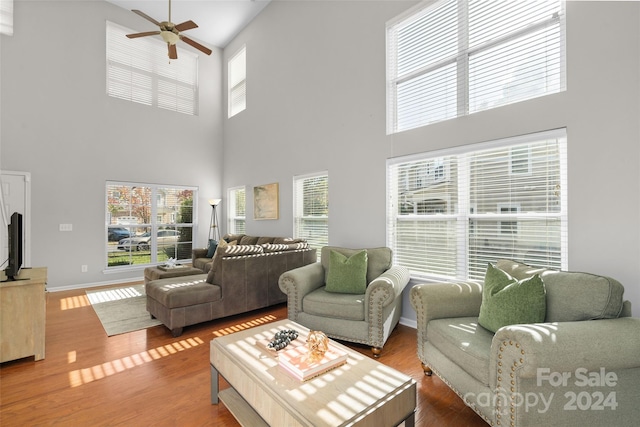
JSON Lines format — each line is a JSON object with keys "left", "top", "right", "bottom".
{"left": 365, "top": 266, "right": 411, "bottom": 308}
{"left": 492, "top": 317, "right": 640, "bottom": 383}
{"left": 278, "top": 262, "right": 325, "bottom": 321}
{"left": 410, "top": 281, "right": 483, "bottom": 330}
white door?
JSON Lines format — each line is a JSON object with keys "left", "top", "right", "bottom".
{"left": 0, "top": 171, "right": 31, "bottom": 267}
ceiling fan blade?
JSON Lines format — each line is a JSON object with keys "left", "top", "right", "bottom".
{"left": 168, "top": 44, "right": 178, "bottom": 60}
{"left": 174, "top": 20, "right": 198, "bottom": 32}
{"left": 126, "top": 31, "right": 161, "bottom": 39}
{"left": 132, "top": 9, "right": 161, "bottom": 27}
{"left": 180, "top": 35, "right": 212, "bottom": 56}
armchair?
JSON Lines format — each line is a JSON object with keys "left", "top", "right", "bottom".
{"left": 279, "top": 246, "right": 410, "bottom": 357}
{"left": 410, "top": 259, "right": 640, "bottom": 426}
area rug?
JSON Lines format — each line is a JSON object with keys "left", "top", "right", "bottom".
{"left": 86, "top": 284, "right": 162, "bottom": 336}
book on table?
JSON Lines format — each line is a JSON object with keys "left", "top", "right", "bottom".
{"left": 278, "top": 344, "right": 348, "bottom": 381}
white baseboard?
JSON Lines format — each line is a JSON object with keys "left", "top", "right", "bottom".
{"left": 399, "top": 316, "right": 417, "bottom": 329}
{"left": 46, "top": 276, "right": 143, "bottom": 292}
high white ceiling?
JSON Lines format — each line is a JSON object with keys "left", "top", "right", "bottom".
{"left": 106, "top": 0, "right": 271, "bottom": 49}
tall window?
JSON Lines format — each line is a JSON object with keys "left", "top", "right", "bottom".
{"left": 387, "top": 0, "right": 566, "bottom": 133}
{"left": 106, "top": 182, "right": 196, "bottom": 269}
{"left": 106, "top": 21, "right": 199, "bottom": 115}
{"left": 227, "top": 186, "right": 246, "bottom": 234}
{"left": 387, "top": 129, "right": 567, "bottom": 281}
{"left": 228, "top": 45, "right": 246, "bottom": 118}
{"left": 294, "top": 172, "right": 329, "bottom": 259}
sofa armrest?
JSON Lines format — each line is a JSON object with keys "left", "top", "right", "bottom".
{"left": 192, "top": 248, "right": 208, "bottom": 263}
{"left": 278, "top": 262, "right": 325, "bottom": 321}
{"left": 492, "top": 317, "right": 640, "bottom": 382}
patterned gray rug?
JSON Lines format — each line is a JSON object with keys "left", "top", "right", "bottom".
{"left": 86, "top": 284, "right": 162, "bottom": 336}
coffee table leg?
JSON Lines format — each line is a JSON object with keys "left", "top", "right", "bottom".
{"left": 210, "top": 364, "right": 219, "bottom": 404}
{"left": 405, "top": 411, "right": 415, "bottom": 427}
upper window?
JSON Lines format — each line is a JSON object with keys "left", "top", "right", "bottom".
{"left": 106, "top": 182, "right": 196, "bottom": 269}
{"left": 106, "top": 21, "right": 199, "bottom": 115}
{"left": 387, "top": 129, "right": 567, "bottom": 281}
{"left": 228, "top": 45, "right": 246, "bottom": 118}
{"left": 227, "top": 186, "right": 246, "bottom": 234}
{"left": 0, "top": 0, "right": 13, "bottom": 36}
{"left": 386, "top": 0, "right": 566, "bottom": 133}
{"left": 294, "top": 172, "right": 329, "bottom": 259}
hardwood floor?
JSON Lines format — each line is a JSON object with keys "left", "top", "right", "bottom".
{"left": 0, "top": 283, "right": 487, "bottom": 426}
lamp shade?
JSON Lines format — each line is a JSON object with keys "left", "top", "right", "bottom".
{"left": 209, "top": 198, "right": 222, "bottom": 207}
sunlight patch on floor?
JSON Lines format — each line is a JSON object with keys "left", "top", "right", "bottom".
{"left": 211, "top": 314, "right": 278, "bottom": 337}
{"left": 67, "top": 336, "right": 204, "bottom": 387}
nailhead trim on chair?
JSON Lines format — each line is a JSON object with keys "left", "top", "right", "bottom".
{"left": 495, "top": 340, "right": 526, "bottom": 427}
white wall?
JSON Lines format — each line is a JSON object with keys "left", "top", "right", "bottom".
{"left": 223, "top": 1, "right": 640, "bottom": 322}
{"left": 0, "top": 1, "right": 223, "bottom": 289}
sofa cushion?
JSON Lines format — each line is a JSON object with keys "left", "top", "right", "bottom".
{"left": 302, "top": 287, "right": 365, "bottom": 321}
{"left": 224, "top": 244, "right": 264, "bottom": 256}
{"left": 321, "top": 246, "right": 392, "bottom": 284}
{"left": 325, "top": 250, "right": 368, "bottom": 294}
{"left": 496, "top": 259, "right": 625, "bottom": 322}
{"left": 262, "top": 242, "right": 309, "bottom": 253}
{"left": 256, "top": 236, "right": 276, "bottom": 245}
{"left": 478, "top": 263, "right": 546, "bottom": 333}
{"left": 146, "top": 276, "right": 220, "bottom": 309}
{"left": 427, "top": 317, "right": 493, "bottom": 386}
{"left": 239, "top": 235, "right": 260, "bottom": 245}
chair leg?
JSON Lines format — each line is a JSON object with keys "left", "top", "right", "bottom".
{"left": 371, "top": 347, "right": 382, "bottom": 358}
{"left": 422, "top": 363, "right": 432, "bottom": 376}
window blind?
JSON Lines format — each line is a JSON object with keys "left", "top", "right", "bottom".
{"left": 387, "top": 0, "right": 565, "bottom": 133}
{"left": 294, "top": 172, "right": 329, "bottom": 259}
{"left": 228, "top": 46, "right": 246, "bottom": 118}
{"left": 387, "top": 129, "right": 567, "bottom": 281}
{"left": 228, "top": 186, "right": 246, "bottom": 234}
{"left": 106, "top": 21, "right": 199, "bottom": 115}
{"left": 0, "top": 0, "right": 13, "bottom": 36}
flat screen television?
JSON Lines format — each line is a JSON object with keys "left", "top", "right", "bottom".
{"left": 4, "top": 212, "right": 23, "bottom": 281}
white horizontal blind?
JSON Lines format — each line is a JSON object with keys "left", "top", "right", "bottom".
{"left": 228, "top": 46, "right": 246, "bottom": 118}
{"left": 387, "top": 129, "right": 567, "bottom": 281}
{"left": 294, "top": 172, "right": 329, "bottom": 259}
{"left": 0, "top": 0, "right": 13, "bottom": 36}
{"left": 106, "top": 21, "right": 198, "bottom": 115}
{"left": 227, "top": 186, "right": 246, "bottom": 234}
{"left": 387, "top": 0, "right": 565, "bottom": 133}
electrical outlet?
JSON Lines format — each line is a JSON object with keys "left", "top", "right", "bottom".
{"left": 81, "top": 265, "right": 88, "bottom": 273}
{"left": 59, "top": 224, "right": 73, "bottom": 232}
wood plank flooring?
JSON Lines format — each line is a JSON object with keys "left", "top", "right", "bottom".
{"left": 0, "top": 283, "right": 487, "bottom": 426}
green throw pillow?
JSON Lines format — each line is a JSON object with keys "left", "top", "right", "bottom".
{"left": 325, "top": 250, "right": 368, "bottom": 294}
{"left": 478, "top": 263, "right": 547, "bottom": 333}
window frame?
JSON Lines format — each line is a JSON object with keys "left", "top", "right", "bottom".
{"left": 386, "top": 129, "right": 568, "bottom": 281}
{"left": 228, "top": 45, "right": 247, "bottom": 118}
{"left": 105, "top": 181, "right": 197, "bottom": 271}
{"left": 227, "top": 186, "right": 246, "bottom": 235}
{"left": 386, "top": 0, "right": 566, "bottom": 134}
{"left": 293, "top": 171, "right": 329, "bottom": 260}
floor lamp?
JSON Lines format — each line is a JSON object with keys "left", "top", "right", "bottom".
{"left": 208, "top": 199, "right": 221, "bottom": 243}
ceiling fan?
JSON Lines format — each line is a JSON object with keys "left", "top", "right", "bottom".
{"left": 125, "top": 0, "right": 212, "bottom": 60}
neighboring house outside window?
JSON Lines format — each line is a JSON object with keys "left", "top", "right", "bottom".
{"left": 294, "top": 172, "right": 328, "bottom": 260}
{"left": 106, "top": 182, "right": 196, "bottom": 269}
{"left": 228, "top": 45, "right": 246, "bottom": 118}
{"left": 227, "top": 186, "right": 246, "bottom": 234}
{"left": 386, "top": 0, "right": 566, "bottom": 133}
{"left": 106, "top": 21, "right": 199, "bottom": 115}
{"left": 386, "top": 129, "right": 567, "bottom": 281}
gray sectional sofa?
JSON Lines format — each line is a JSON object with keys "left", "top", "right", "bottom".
{"left": 145, "top": 234, "right": 316, "bottom": 336}
{"left": 410, "top": 259, "right": 640, "bottom": 427}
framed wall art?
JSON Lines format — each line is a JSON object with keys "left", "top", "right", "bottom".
{"left": 253, "top": 182, "right": 279, "bottom": 220}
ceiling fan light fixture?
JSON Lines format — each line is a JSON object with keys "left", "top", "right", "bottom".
{"left": 161, "top": 30, "right": 179, "bottom": 45}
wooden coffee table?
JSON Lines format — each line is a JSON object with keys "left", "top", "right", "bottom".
{"left": 210, "top": 319, "right": 416, "bottom": 426}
